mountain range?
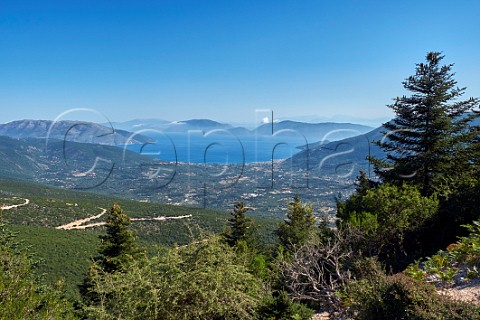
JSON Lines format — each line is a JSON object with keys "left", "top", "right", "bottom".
{"left": 253, "top": 120, "right": 373, "bottom": 142}
{"left": 0, "top": 120, "right": 152, "bottom": 146}
{"left": 0, "top": 118, "right": 380, "bottom": 181}
{"left": 106, "top": 118, "right": 373, "bottom": 142}
{"left": 285, "top": 126, "right": 385, "bottom": 178}
{"left": 0, "top": 134, "right": 160, "bottom": 181}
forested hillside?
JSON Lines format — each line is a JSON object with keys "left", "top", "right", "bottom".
{"left": 0, "top": 179, "right": 277, "bottom": 298}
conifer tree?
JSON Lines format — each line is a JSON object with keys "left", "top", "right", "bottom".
{"left": 223, "top": 201, "right": 255, "bottom": 247}
{"left": 276, "top": 195, "right": 316, "bottom": 252}
{"left": 96, "top": 204, "right": 144, "bottom": 273}
{"left": 370, "top": 52, "right": 479, "bottom": 196}
{"left": 81, "top": 204, "right": 144, "bottom": 305}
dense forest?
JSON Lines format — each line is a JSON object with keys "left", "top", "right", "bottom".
{"left": 2, "top": 52, "right": 480, "bottom": 319}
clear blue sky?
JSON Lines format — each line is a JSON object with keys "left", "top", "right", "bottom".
{"left": 1, "top": 0, "right": 480, "bottom": 125}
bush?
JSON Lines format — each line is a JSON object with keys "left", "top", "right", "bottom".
{"left": 337, "top": 183, "right": 439, "bottom": 270}
{"left": 0, "top": 212, "right": 76, "bottom": 319}
{"left": 342, "top": 273, "right": 480, "bottom": 319}
{"left": 405, "top": 219, "right": 480, "bottom": 284}
{"left": 452, "top": 220, "right": 480, "bottom": 267}
{"left": 256, "top": 291, "right": 314, "bottom": 320}
{"left": 84, "top": 236, "right": 269, "bottom": 319}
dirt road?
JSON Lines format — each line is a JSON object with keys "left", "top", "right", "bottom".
{"left": 1, "top": 198, "right": 30, "bottom": 210}
{"left": 55, "top": 210, "right": 192, "bottom": 230}
{"left": 55, "top": 208, "right": 106, "bottom": 230}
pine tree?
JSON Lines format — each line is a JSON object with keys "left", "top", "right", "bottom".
{"left": 81, "top": 204, "right": 144, "bottom": 303}
{"left": 223, "top": 201, "right": 255, "bottom": 247}
{"left": 276, "top": 195, "right": 316, "bottom": 252}
{"left": 370, "top": 52, "right": 479, "bottom": 196}
{"left": 96, "top": 204, "right": 144, "bottom": 273}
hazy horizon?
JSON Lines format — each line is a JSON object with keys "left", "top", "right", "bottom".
{"left": 0, "top": 113, "right": 390, "bottom": 129}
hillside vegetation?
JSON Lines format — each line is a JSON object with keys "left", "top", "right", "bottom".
{"left": 0, "top": 179, "right": 276, "bottom": 298}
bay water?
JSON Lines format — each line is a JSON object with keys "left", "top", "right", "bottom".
{"left": 125, "top": 132, "right": 309, "bottom": 164}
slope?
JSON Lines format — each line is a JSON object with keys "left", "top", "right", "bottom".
{"left": 286, "top": 126, "right": 385, "bottom": 178}
{"left": 0, "top": 178, "right": 277, "bottom": 298}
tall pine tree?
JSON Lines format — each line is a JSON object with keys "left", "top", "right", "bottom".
{"left": 96, "top": 204, "right": 144, "bottom": 273}
{"left": 371, "top": 52, "right": 479, "bottom": 196}
{"left": 276, "top": 195, "right": 316, "bottom": 252}
{"left": 223, "top": 201, "right": 255, "bottom": 247}
{"left": 81, "top": 204, "right": 144, "bottom": 302}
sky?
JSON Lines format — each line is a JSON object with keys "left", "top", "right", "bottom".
{"left": 1, "top": 0, "right": 480, "bottom": 126}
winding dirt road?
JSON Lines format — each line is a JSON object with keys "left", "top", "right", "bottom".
{"left": 55, "top": 209, "right": 192, "bottom": 230}
{"left": 131, "top": 215, "right": 192, "bottom": 222}
{"left": 55, "top": 208, "right": 107, "bottom": 230}
{"left": 1, "top": 198, "right": 192, "bottom": 231}
{"left": 1, "top": 198, "right": 30, "bottom": 210}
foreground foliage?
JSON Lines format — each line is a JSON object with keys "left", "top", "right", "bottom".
{"left": 84, "top": 236, "right": 269, "bottom": 320}
{"left": 343, "top": 271, "right": 480, "bottom": 319}
{"left": 276, "top": 194, "right": 316, "bottom": 253}
{"left": 0, "top": 211, "right": 76, "bottom": 319}
{"left": 337, "top": 182, "right": 438, "bottom": 270}
{"left": 405, "top": 220, "right": 480, "bottom": 283}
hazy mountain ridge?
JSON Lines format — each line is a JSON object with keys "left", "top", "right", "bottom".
{"left": 0, "top": 120, "right": 152, "bottom": 146}
{"left": 254, "top": 120, "right": 373, "bottom": 142}
{"left": 164, "top": 119, "right": 233, "bottom": 133}
{"left": 284, "top": 126, "right": 385, "bottom": 178}
{"left": 0, "top": 135, "right": 162, "bottom": 181}
{"left": 108, "top": 118, "right": 171, "bottom": 131}
{"left": 0, "top": 117, "right": 383, "bottom": 214}
{"left": 106, "top": 118, "right": 231, "bottom": 132}
{"left": 107, "top": 118, "right": 373, "bottom": 142}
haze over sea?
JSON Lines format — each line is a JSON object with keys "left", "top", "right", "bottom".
{"left": 126, "top": 133, "right": 308, "bottom": 164}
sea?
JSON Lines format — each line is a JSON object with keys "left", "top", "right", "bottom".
{"left": 125, "top": 132, "right": 309, "bottom": 164}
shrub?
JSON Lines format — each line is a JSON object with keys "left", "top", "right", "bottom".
{"left": 0, "top": 212, "right": 76, "bottom": 319}
{"left": 405, "top": 219, "right": 480, "bottom": 284}
{"left": 453, "top": 220, "right": 480, "bottom": 267}
{"left": 337, "top": 183, "right": 439, "bottom": 270}
{"left": 256, "top": 291, "right": 314, "bottom": 320}
{"left": 84, "top": 236, "right": 269, "bottom": 319}
{"left": 342, "top": 273, "right": 480, "bottom": 319}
